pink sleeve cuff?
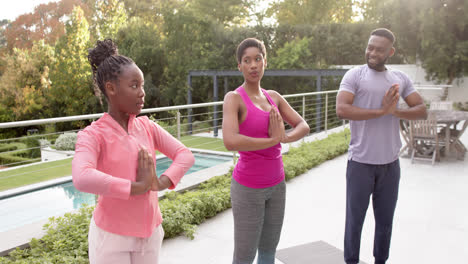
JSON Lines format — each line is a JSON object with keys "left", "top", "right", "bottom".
{"left": 163, "top": 150, "right": 195, "bottom": 189}
{"left": 108, "top": 177, "right": 132, "bottom": 199}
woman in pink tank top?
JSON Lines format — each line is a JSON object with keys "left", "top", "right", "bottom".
{"left": 222, "top": 38, "right": 310, "bottom": 264}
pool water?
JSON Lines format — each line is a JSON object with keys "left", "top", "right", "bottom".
{"left": 0, "top": 153, "right": 232, "bottom": 233}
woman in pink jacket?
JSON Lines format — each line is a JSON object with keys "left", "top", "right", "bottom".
{"left": 72, "top": 39, "right": 194, "bottom": 264}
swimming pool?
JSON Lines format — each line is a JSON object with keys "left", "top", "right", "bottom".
{"left": 0, "top": 153, "right": 232, "bottom": 233}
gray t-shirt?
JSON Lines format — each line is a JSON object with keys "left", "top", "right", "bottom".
{"left": 339, "top": 64, "right": 416, "bottom": 164}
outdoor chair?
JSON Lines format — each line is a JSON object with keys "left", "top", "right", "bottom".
{"left": 409, "top": 114, "right": 441, "bottom": 165}
{"left": 399, "top": 119, "right": 411, "bottom": 156}
{"left": 439, "top": 119, "right": 468, "bottom": 160}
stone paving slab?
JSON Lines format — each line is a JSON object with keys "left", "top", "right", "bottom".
{"left": 276, "top": 240, "right": 367, "bottom": 264}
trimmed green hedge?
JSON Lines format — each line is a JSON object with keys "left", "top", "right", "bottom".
{"left": 0, "top": 140, "right": 41, "bottom": 167}
{"left": 0, "top": 130, "right": 350, "bottom": 263}
{"left": 0, "top": 153, "right": 34, "bottom": 166}
{"left": 0, "top": 143, "right": 23, "bottom": 152}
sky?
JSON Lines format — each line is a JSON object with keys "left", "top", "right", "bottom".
{"left": 0, "top": 0, "right": 58, "bottom": 21}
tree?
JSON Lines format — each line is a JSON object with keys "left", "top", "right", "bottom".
{"left": 0, "top": 19, "right": 8, "bottom": 50}
{"left": 418, "top": 0, "right": 468, "bottom": 86}
{"left": 269, "top": 37, "right": 315, "bottom": 69}
{"left": 121, "top": 0, "right": 165, "bottom": 22}
{"left": 268, "top": 0, "right": 356, "bottom": 26}
{"left": 0, "top": 19, "right": 9, "bottom": 75}
{"left": 0, "top": 40, "right": 55, "bottom": 121}
{"left": 48, "top": 6, "right": 95, "bottom": 118}
{"left": 159, "top": 0, "right": 255, "bottom": 105}
{"left": 116, "top": 18, "right": 165, "bottom": 108}
{"left": 90, "top": 0, "right": 128, "bottom": 40}
{"left": 186, "top": 0, "right": 249, "bottom": 27}
{"left": 3, "top": 0, "right": 91, "bottom": 51}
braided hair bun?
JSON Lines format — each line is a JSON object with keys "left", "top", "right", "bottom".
{"left": 87, "top": 39, "right": 133, "bottom": 97}
{"left": 88, "top": 39, "right": 119, "bottom": 75}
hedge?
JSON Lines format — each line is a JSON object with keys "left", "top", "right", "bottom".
{"left": 0, "top": 143, "right": 23, "bottom": 153}
{"left": 0, "top": 141, "right": 41, "bottom": 167}
{"left": 0, "top": 129, "right": 350, "bottom": 263}
{"left": 0, "top": 153, "right": 35, "bottom": 166}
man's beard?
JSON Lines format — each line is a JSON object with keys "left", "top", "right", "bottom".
{"left": 366, "top": 56, "right": 389, "bottom": 71}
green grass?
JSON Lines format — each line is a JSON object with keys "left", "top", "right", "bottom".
{"left": 0, "top": 158, "right": 72, "bottom": 191}
{"left": 179, "top": 135, "right": 228, "bottom": 152}
{"left": 0, "top": 135, "right": 227, "bottom": 191}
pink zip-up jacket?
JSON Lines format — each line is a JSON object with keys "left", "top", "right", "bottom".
{"left": 72, "top": 113, "right": 195, "bottom": 238}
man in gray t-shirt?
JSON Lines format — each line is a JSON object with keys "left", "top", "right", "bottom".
{"left": 336, "top": 28, "right": 427, "bottom": 264}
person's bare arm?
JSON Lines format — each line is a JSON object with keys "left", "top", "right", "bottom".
{"left": 222, "top": 91, "right": 281, "bottom": 151}
{"left": 393, "top": 92, "right": 427, "bottom": 120}
{"left": 336, "top": 84, "right": 400, "bottom": 121}
{"left": 269, "top": 90, "right": 310, "bottom": 143}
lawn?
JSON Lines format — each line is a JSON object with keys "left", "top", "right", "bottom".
{"left": 0, "top": 158, "right": 72, "bottom": 191}
{"left": 0, "top": 135, "right": 227, "bottom": 191}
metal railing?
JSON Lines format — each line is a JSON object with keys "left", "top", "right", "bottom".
{"left": 0, "top": 90, "right": 344, "bottom": 170}
{"left": 0, "top": 84, "right": 441, "bottom": 171}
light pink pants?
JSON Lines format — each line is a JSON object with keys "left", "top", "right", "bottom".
{"left": 88, "top": 217, "right": 164, "bottom": 264}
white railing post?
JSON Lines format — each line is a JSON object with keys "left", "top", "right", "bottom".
{"left": 177, "top": 111, "right": 181, "bottom": 140}
{"left": 302, "top": 95, "right": 305, "bottom": 119}
{"left": 325, "top": 93, "right": 328, "bottom": 132}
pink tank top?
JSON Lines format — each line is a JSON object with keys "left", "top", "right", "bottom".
{"left": 232, "top": 86, "right": 285, "bottom": 188}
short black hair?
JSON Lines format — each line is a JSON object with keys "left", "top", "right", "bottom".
{"left": 88, "top": 39, "right": 134, "bottom": 98}
{"left": 236, "top": 38, "right": 267, "bottom": 64}
{"left": 370, "top": 28, "right": 396, "bottom": 44}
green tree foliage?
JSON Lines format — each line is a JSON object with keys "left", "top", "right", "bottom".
{"left": 48, "top": 6, "right": 95, "bottom": 118}
{"left": 116, "top": 18, "right": 165, "bottom": 108}
{"left": 160, "top": 0, "right": 252, "bottom": 106}
{"left": 0, "top": 41, "right": 55, "bottom": 122}
{"left": 92, "top": 0, "right": 128, "bottom": 40}
{"left": 186, "top": 0, "right": 249, "bottom": 27}
{"left": 0, "top": 19, "right": 8, "bottom": 51}
{"left": 269, "top": 37, "right": 314, "bottom": 69}
{"left": 0, "top": 19, "right": 10, "bottom": 76}
{"left": 418, "top": 0, "right": 468, "bottom": 85}
{"left": 268, "top": 0, "right": 356, "bottom": 26}
{"left": 121, "top": 0, "right": 165, "bottom": 23}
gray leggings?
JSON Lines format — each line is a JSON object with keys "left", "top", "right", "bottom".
{"left": 231, "top": 179, "right": 286, "bottom": 264}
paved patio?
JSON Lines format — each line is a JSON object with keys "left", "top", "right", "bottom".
{"left": 160, "top": 130, "right": 468, "bottom": 263}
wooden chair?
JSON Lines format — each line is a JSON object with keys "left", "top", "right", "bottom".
{"left": 399, "top": 119, "right": 411, "bottom": 156}
{"left": 446, "top": 120, "right": 468, "bottom": 160}
{"left": 409, "top": 115, "right": 440, "bottom": 165}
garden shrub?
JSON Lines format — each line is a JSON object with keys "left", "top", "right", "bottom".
{"left": 1, "top": 206, "right": 92, "bottom": 264}
{"left": 0, "top": 153, "right": 33, "bottom": 166}
{"left": 21, "top": 137, "right": 41, "bottom": 158}
{"left": 0, "top": 142, "right": 25, "bottom": 153}
{"left": 54, "top": 133, "right": 78, "bottom": 151}
{"left": 38, "top": 139, "right": 51, "bottom": 148}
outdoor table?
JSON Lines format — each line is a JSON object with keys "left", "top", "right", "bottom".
{"left": 399, "top": 110, "right": 468, "bottom": 159}
{"left": 429, "top": 110, "right": 468, "bottom": 157}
